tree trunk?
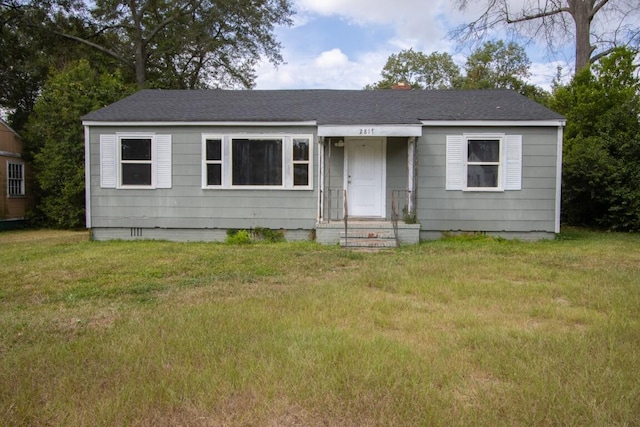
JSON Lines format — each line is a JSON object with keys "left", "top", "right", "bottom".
{"left": 570, "top": 0, "right": 595, "bottom": 73}
{"left": 135, "top": 42, "right": 146, "bottom": 89}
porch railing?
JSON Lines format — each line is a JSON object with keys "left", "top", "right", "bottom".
{"left": 323, "top": 188, "right": 346, "bottom": 221}
{"left": 343, "top": 190, "right": 348, "bottom": 248}
{"left": 391, "top": 189, "right": 417, "bottom": 246}
{"left": 323, "top": 188, "right": 415, "bottom": 223}
{"left": 393, "top": 190, "right": 416, "bottom": 222}
{"left": 391, "top": 191, "right": 400, "bottom": 247}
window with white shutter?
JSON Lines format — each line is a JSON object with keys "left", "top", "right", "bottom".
{"left": 446, "top": 133, "right": 522, "bottom": 192}
{"left": 99, "top": 134, "right": 172, "bottom": 189}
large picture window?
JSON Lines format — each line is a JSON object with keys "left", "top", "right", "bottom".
{"left": 202, "top": 134, "right": 313, "bottom": 190}
{"left": 7, "top": 161, "right": 25, "bottom": 197}
{"left": 232, "top": 138, "right": 283, "bottom": 186}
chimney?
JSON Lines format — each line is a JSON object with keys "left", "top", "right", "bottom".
{"left": 392, "top": 82, "right": 412, "bottom": 90}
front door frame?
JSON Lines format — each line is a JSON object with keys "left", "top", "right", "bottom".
{"left": 344, "top": 137, "right": 386, "bottom": 218}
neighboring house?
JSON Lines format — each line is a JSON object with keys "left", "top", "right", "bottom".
{"left": 0, "top": 118, "right": 32, "bottom": 230}
{"left": 82, "top": 89, "right": 565, "bottom": 245}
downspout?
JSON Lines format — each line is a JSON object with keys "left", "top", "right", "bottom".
{"left": 555, "top": 125, "right": 564, "bottom": 234}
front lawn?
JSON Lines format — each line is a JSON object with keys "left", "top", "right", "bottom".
{"left": 1, "top": 229, "right": 639, "bottom": 426}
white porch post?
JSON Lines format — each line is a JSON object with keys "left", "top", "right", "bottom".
{"left": 318, "top": 136, "right": 325, "bottom": 222}
{"left": 407, "top": 137, "right": 416, "bottom": 214}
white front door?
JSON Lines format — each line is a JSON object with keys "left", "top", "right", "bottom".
{"left": 346, "top": 138, "right": 385, "bottom": 217}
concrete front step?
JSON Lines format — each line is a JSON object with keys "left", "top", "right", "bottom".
{"left": 340, "top": 230, "right": 395, "bottom": 239}
{"left": 315, "top": 221, "right": 420, "bottom": 246}
{"left": 340, "top": 237, "right": 397, "bottom": 248}
{"left": 340, "top": 227, "right": 398, "bottom": 248}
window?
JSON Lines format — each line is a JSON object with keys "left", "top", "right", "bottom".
{"left": 467, "top": 139, "right": 500, "bottom": 188}
{"left": 205, "top": 138, "right": 222, "bottom": 186}
{"left": 202, "top": 134, "right": 313, "bottom": 190}
{"left": 99, "top": 134, "right": 172, "bottom": 189}
{"left": 121, "top": 137, "right": 152, "bottom": 186}
{"left": 293, "top": 138, "right": 310, "bottom": 186}
{"left": 446, "top": 134, "right": 522, "bottom": 192}
{"left": 232, "top": 138, "right": 283, "bottom": 186}
{"left": 7, "top": 161, "right": 25, "bottom": 197}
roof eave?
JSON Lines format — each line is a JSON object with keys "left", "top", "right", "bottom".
{"left": 82, "top": 120, "right": 319, "bottom": 127}
{"left": 421, "top": 119, "right": 566, "bottom": 127}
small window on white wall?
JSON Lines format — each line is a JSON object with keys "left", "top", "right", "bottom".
{"left": 446, "top": 134, "right": 521, "bottom": 191}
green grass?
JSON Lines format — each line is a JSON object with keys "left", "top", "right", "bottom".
{"left": 1, "top": 228, "right": 639, "bottom": 426}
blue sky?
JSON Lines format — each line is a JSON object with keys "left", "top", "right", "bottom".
{"left": 255, "top": 0, "right": 573, "bottom": 91}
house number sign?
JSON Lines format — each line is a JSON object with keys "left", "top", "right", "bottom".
{"left": 317, "top": 125, "right": 422, "bottom": 137}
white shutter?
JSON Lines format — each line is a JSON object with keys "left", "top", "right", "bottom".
{"left": 504, "top": 135, "right": 522, "bottom": 191}
{"left": 99, "top": 134, "right": 117, "bottom": 188}
{"left": 155, "top": 134, "right": 172, "bottom": 189}
{"left": 446, "top": 135, "right": 465, "bottom": 190}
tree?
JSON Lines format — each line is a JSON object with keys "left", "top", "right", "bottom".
{"left": 2, "top": 0, "right": 293, "bottom": 96}
{"left": 367, "top": 42, "right": 548, "bottom": 103}
{"left": 460, "top": 40, "right": 549, "bottom": 103}
{"left": 0, "top": 0, "right": 118, "bottom": 130}
{"left": 453, "top": 0, "right": 640, "bottom": 73}
{"left": 549, "top": 47, "right": 640, "bottom": 230}
{"left": 460, "top": 40, "right": 530, "bottom": 90}
{"left": 24, "top": 60, "right": 134, "bottom": 228}
{"left": 55, "top": 0, "right": 294, "bottom": 89}
{"left": 366, "top": 49, "right": 461, "bottom": 89}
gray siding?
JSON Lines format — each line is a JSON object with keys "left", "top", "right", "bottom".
{"left": 88, "top": 126, "right": 319, "bottom": 233}
{"left": 416, "top": 126, "right": 559, "bottom": 234}
{"left": 87, "top": 124, "right": 560, "bottom": 241}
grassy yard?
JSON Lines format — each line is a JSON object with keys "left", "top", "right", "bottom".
{"left": 1, "top": 229, "right": 639, "bottom": 426}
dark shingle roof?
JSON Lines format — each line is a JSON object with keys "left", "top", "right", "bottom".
{"left": 82, "top": 89, "right": 564, "bottom": 124}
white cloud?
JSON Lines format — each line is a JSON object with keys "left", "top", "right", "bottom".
{"left": 294, "top": 0, "right": 454, "bottom": 51}
{"left": 314, "top": 48, "right": 349, "bottom": 68}
{"left": 256, "top": 48, "right": 388, "bottom": 89}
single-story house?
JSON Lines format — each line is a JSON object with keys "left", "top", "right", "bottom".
{"left": 82, "top": 89, "right": 565, "bottom": 246}
{"left": 0, "top": 118, "right": 33, "bottom": 230}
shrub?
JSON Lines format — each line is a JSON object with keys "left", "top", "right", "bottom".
{"left": 225, "top": 229, "right": 252, "bottom": 244}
